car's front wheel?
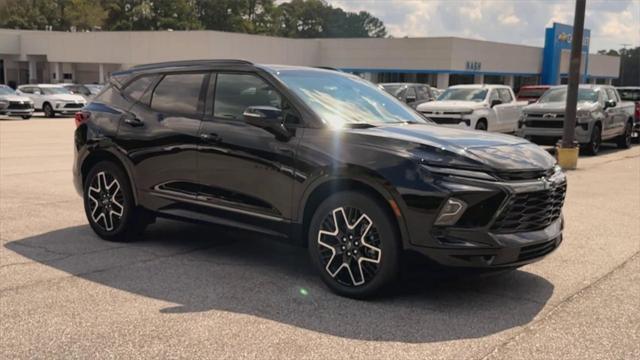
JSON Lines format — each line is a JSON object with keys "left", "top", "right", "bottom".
{"left": 584, "top": 123, "right": 601, "bottom": 155}
{"left": 83, "top": 161, "right": 151, "bottom": 242}
{"left": 21, "top": 115, "right": 32, "bottom": 120}
{"left": 308, "top": 191, "right": 399, "bottom": 299}
{"left": 42, "top": 103, "right": 55, "bottom": 118}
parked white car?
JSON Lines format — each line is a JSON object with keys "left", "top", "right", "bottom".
{"left": 16, "top": 84, "right": 86, "bottom": 117}
{"left": 0, "top": 85, "right": 35, "bottom": 119}
{"left": 416, "top": 84, "right": 527, "bottom": 133}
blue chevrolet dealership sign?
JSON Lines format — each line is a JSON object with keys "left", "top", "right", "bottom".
{"left": 541, "top": 22, "right": 591, "bottom": 85}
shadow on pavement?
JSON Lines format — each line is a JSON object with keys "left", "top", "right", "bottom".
{"left": 5, "top": 219, "right": 554, "bottom": 343}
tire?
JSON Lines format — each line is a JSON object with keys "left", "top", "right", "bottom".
{"left": 21, "top": 115, "right": 32, "bottom": 120}
{"left": 308, "top": 191, "right": 400, "bottom": 299}
{"left": 83, "top": 161, "right": 152, "bottom": 242}
{"left": 583, "top": 123, "right": 601, "bottom": 156}
{"left": 616, "top": 121, "right": 632, "bottom": 149}
{"left": 43, "top": 103, "right": 55, "bottom": 118}
{"left": 475, "top": 119, "right": 487, "bottom": 131}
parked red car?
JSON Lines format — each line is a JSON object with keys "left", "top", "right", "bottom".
{"left": 516, "top": 85, "right": 551, "bottom": 104}
{"left": 617, "top": 87, "right": 640, "bottom": 141}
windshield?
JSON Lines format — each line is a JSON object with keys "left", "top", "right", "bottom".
{"left": 41, "top": 87, "right": 71, "bottom": 95}
{"left": 380, "top": 84, "right": 405, "bottom": 98}
{"left": 0, "top": 86, "right": 16, "bottom": 95}
{"left": 438, "top": 88, "right": 488, "bottom": 102}
{"left": 85, "top": 84, "right": 104, "bottom": 95}
{"left": 539, "top": 88, "right": 599, "bottom": 103}
{"left": 618, "top": 89, "right": 640, "bottom": 101}
{"left": 275, "top": 70, "right": 426, "bottom": 126}
{"left": 66, "top": 85, "right": 91, "bottom": 96}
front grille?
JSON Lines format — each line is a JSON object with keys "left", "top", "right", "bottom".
{"left": 526, "top": 112, "right": 565, "bottom": 119}
{"left": 525, "top": 120, "right": 564, "bottom": 128}
{"left": 518, "top": 239, "right": 558, "bottom": 261}
{"left": 63, "top": 103, "right": 84, "bottom": 109}
{"left": 495, "top": 168, "right": 554, "bottom": 181}
{"left": 8, "top": 101, "right": 33, "bottom": 110}
{"left": 491, "top": 182, "right": 566, "bottom": 233}
{"left": 427, "top": 116, "right": 469, "bottom": 125}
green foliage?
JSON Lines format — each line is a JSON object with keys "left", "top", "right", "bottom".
{"left": 0, "top": 0, "right": 387, "bottom": 38}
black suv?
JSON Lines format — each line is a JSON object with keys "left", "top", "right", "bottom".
{"left": 73, "top": 60, "right": 566, "bottom": 298}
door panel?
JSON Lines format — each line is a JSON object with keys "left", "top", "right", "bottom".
{"left": 197, "top": 72, "right": 300, "bottom": 232}
{"left": 115, "top": 72, "right": 206, "bottom": 209}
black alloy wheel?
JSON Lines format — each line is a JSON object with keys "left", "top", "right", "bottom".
{"left": 308, "top": 191, "right": 399, "bottom": 298}
{"left": 84, "top": 161, "right": 151, "bottom": 242}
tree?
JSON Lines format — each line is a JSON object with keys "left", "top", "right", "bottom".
{"left": 102, "top": 0, "right": 200, "bottom": 30}
{"left": 67, "top": 0, "right": 107, "bottom": 30}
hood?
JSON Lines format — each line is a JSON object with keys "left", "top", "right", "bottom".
{"left": 524, "top": 101, "right": 597, "bottom": 113}
{"left": 49, "top": 94, "right": 86, "bottom": 102}
{"left": 417, "top": 100, "right": 486, "bottom": 112}
{"left": 0, "top": 94, "right": 32, "bottom": 102}
{"left": 350, "top": 124, "right": 556, "bottom": 171}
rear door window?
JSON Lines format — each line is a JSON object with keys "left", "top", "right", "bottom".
{"left": 150, "top": 73, "right": 206, "bottom": 115}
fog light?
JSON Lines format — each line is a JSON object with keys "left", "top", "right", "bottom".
{"left": 434, "top": 198, "right": 467, "bottom": 226}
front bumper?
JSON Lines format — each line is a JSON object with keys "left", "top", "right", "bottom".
{"left": 0, "top": 108, "right": 34, "bottom": 116}
{"left": 519, "top": 123, "right": 591, "bottom": 144}
{"left": 413, "top": 217, "right": 563, "bottom": 268}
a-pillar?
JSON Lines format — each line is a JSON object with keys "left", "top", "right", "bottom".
{"left": 436, "top": 73, "right": 449, "bottom": 89}
{"left": 473, "top": 73, "right": 484, "bottom": 84}
{"left": 605, "top": 78, "right": 612, "bottom": 85}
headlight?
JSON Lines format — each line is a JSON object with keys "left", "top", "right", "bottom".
{"left": 421, "top": 164, "right": 497, "bottom": 181}
{"left": 0, "top": 100, "right": 8, "bottom": 108}
{"left": 576, "top": 110, "right": 591, "bottom": 123}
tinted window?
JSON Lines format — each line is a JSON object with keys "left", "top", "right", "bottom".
{"left": 618, "top": 89, "right": 640, "bottom": 101}
{"left": 605, "top": 88, "right": 619, "bottom": 102}
{"left": 151, "top": 73, "right": 205, "bottom": 115}
{"left": 123, "top": 76, "right": 155, "bottom": 101}
{"left": 489, "top": 90, "right": 500, "bottom": 102}
{"left": 214, "top": 73, "right": 282, "bottom": 120}
{"left": 19, "top": 87, "right": 33, "bottom": 94}
{"left": 417, "top": 86, "right": 431, "bottom": 100}
{"left": 498, "top": 88, "right": 513, "bottom": 103}
{"left": 405, "top": 87, "right": 417, "bottom": 100}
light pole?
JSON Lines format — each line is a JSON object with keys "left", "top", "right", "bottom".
{"left": 557, "top": 0, "right": 586, "bottom": 169}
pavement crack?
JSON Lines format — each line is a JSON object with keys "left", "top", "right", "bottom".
{"left": 476, "top": 251, "right": 640, "bottom": 360}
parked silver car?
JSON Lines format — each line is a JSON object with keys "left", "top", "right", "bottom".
{"left": 518, "top": 85, "right": 635, "bottom": 155}
{"left": 0, "top": 85, "right": 34, "bottom": 119}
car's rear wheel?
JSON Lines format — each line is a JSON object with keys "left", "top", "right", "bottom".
{"left": 584, "top": 124, "right": 601, "bottom": 155}
{"left": 616, "top": 121, "right": 632, "bottom": 149}
{"left": 308, "top": 191, "right": 399, "bottom": 299}
{"left": 43, "top": 103, "right": 55, "bottom": 118}
{"left": 83, "top": 161, "right": 151, "bottom": 242}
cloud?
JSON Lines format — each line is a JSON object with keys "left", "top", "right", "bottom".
{"left": 322, "top": 0, "right": 640, "bottom": 51}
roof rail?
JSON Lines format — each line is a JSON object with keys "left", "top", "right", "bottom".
{"left": 129, "top": 59, "right": 254, "bottom": 71}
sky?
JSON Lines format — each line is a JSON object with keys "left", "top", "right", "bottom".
{"left": 323, "top": 0, "right": 640, "bottom": 52}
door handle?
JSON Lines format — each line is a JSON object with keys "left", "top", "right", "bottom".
{"left": 200, "top": 133, "right": 221, "bottom": 143}
{"left": 123, "top": 116, "right": 144, "bottom": 127}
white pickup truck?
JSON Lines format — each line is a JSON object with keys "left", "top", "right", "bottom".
{"left": 416, "top": 84, "right": 527, "bottom": 133}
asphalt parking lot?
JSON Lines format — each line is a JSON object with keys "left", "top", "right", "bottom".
{"left": 1, "top": 115, "right": 639, "bottom": 359}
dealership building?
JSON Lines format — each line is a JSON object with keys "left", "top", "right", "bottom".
{"left": 0, "top": 23, "right": 620, "bottom": 90}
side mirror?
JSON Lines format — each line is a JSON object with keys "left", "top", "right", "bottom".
{"left": 490, "top": 99, "right": 503, "bottom": 108}
{"left": 243, "top": 106, "right": 291, "bottom": 140}
{"left": 604, "top": 100, "right": 616, "bottom": 109}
